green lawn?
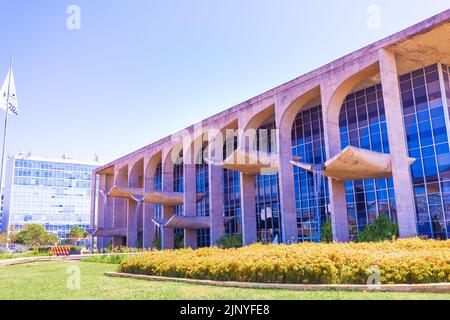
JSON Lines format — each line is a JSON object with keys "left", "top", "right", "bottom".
{"left": 0, "top": 261, "right": 449, "bottom": 300}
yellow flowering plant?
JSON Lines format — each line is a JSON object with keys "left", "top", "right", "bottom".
{"left": 119, "top": 239, "right": 450, "bottom": 285}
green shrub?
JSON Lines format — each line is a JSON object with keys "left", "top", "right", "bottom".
{"left": 136, "top": 235, "right": 143, "bottom": 249}
{"left": 217, "top": 234, "right": 243, "bottom": 249}
{"left": 31, "top": 246, "right": 52, "bottom": 254}
{"left": 82, "top": 254, "right": 129, "bottom": 264}
{"left": 174, "top": 231, "right": 184, "bottom": 249}
{"left": 321, "top": 220, "right": 333, "bottom": 243}
{"left": 153, "top": 237, "right": 161, "bottom": 250}
{"left": 14, "top": 245, "right": 28, "bottom": 254}
{"left": 0, "top": 253, "right": 13, "bottom": 260}
{"left": 358, "top": 214, "right": 399, "bottom": 243}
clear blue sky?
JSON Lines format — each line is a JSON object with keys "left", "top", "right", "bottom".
{"left": 0, "top": 0, "right": 448, "bottom": 164}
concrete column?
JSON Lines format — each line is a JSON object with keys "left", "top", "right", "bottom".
{"left": 96, "top": 174, "right": 113, "bottom": 248}
{"left": 320, "top": 86, "right": 350, "bottom": 243}
{"left": 276, "top": 141, "right": 298, "bottom": 244}
{"left": 209, "top": 163, "right": 224, "bottom": 246}
{"left": 161, "top": 170, "right": 174, "bottom": 250}
{"left": 327, "top": 179, "right": 348, "bottom": 241}
{"left": 379, "top": 48, "right": 417, "bottom": 238}
{"left": 113, "top": 198, "right": 127, "bottom": 230}
{"left": 240, "top": 173, "right": 257, "bottom": 245}
{"left": 437, "top": 64, "right": 450, "bottom": 162}
{"left": 142, "top": 164, "right": 155, "bottom": 249}
{"left": 94, "top": 173, "right": 104, "bottom": 249}
{"left": 103, "top": 174, "right": 114, "bottom": 247}
{"left": 126, "top": 200, "right": 139, "bottom": 247}
{"left": 275, "top": 99, "right": 298, "bottom": 244}
{"left": 113, "top": 198, "right": 127, "bottom": 247}
{"left": 183, "top": 161, "right": 197, "bottom": 249}
{"left": 142, "top": 204, "right": 155, "bottom": 249}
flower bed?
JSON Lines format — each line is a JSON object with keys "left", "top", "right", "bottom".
{"left": 119, "top": 239, "right": 450, "bottom": 285}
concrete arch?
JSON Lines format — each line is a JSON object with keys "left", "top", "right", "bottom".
{"left": 184, "top": 131, "right": 209, "bottom": 166}
{"left": 207, "top": 119, "right": 239, "bottom": 162}
{"left": 237, "top": 96, "right": 275, "bottom": 131}
{"left": 163, "top": 142, "right": 183, "bottom": 175}
{"left": 239, "top": 104, "right": 276, "bottom": 152}
{"left": 243, "top": 104, "right": 275, "bottom": 133}
{"left": 327, "top": 62, "right": 380, "bottom": 123}
{"left": 277, "top": 86, "right": 322, "bottom": 140}
{"left": 115, "top": 165, "right": 128, "bottom": 188}
{"left": 322, "top": 62, "right": 380, "bottom": 157}
{"left": 145, "top": 151, "right": 162, "bottom": 193}
{"left": 129, "top": 158, "right": 144, "bottom": 189}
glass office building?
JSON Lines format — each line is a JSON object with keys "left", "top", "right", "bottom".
{"left": 1, "top": 154, "right": 100, "bottom": 240}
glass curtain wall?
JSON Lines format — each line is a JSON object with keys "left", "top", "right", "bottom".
{"left": 223, "top": 135, "right": 241, "bottom": 235}
{"left": 255, "top": 119, "right": 282, "bottom": 243}
{"left": 291, "top": 105, "right": 330, "bottom": 242}
{"left": 153, "top": 161, "right": 162, "bottom": 239}
{"left": 401, "top": 64, "right": 450, "bottom": 239}
{"left": 173, "top": 151, "right": 184, "bottom": 242}
{"left": 196, "top": 144, "right": 211, "bottom": 247}
{"left": 339, "top": 84, "right": 397, "bottom": 240}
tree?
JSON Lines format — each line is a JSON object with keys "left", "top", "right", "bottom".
{"left": 321, "top": 220, "right": 333, "bottom": 243}
{"left": 0, "top": 231, "right": 9, "bottom": 246}
{"left": 358, "top": 214, "right": 399, "bottom": 243}
{"left": 12, "top": 224, "right": 59, "bottom": 246}
{"left": 216, "top": 234, "right": 243, "bottom": 249}
{"left": 68, "top": 226, "right": 88, "bottom": 245}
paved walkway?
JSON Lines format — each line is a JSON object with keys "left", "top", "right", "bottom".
{"left": 0, "top": 253, "right": 138, "bottom": 266}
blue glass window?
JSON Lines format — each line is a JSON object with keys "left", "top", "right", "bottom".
{"left": 223, "top": 135, "right": 241, "bottom": 235}
{"left": 340, "top": 84, "right": 397, "bottom": 240}
{"left": 255, "top": 118, "right": 282, "bottom": 243}
{"left": 401, "top": 64, "right": 449, "bottom": 239}
{"left": 196, "top": 144, "right": 210, "bottom": 248}
{"left": 291, "top": 105, "right": 330, "bottom": 242}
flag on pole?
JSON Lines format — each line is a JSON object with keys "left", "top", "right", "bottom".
{"left": 0, "top": 67, "right": 19, "bottom": 116}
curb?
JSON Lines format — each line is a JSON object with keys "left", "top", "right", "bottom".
{"left": 104, "top": 272, "right": 450, "bottom": 294}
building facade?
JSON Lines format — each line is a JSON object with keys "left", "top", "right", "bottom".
{"left": 91, "top": 10, "right": 450, "bottom": 249}
{"left": 2, "top": 154, "right": 100, "bottom": 241}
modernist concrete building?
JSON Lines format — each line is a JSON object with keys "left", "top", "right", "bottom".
{"left": 3, "top": 154, "right": 100, "bottom": 240}
{"left": 91, "top": 10, "right": 450, "bottom": 249}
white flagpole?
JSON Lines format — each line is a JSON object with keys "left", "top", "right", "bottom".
{"left": 0, "top": 56, "right": 13, "bottom": 209}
